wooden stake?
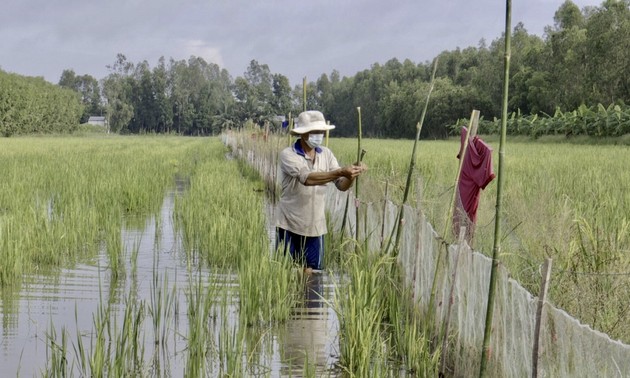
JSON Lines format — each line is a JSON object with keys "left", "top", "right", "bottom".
{"left": 428, "top": 109, "right": 479, "bottom": 345}
{"left": 443, "top": 109, "right": 480, "bottom": 241}
{"left": 532, "top": 258, "right": 552, "bottom": 378}
{"left": 440, "top": 226, "right": 467, "bottom": 375}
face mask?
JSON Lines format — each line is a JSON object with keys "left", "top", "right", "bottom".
{"left": 306, "top": 133, "right": 324, "bottom": 148}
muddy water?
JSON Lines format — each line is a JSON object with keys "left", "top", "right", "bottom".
{"left": 0, "top": 188, "right": 340, "bottom": 377}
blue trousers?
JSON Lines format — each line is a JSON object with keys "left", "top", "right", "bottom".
{"left": 276, "top": 228, "right": 324, "bottom": 270}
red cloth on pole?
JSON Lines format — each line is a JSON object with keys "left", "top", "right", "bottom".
{"left": 453, "top": 127, "right": 495, "bottom": 243}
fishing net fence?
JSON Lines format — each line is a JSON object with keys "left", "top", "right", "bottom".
{"left": 223, "top": 132, "right": 630, "bottom": 377}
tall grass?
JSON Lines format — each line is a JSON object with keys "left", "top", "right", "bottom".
{"left": 0, "top": 136, "right": 197, "bottom": 286}
{"left": 329, "top": 137, "right": 630, "bottom": 341}
{"left": 333, "top": 244, "right": 440, "bottom": 376}
{"left": 29, "top": 135, "right": 305, "bottom": 376}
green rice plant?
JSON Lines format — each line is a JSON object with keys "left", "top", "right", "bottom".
{"left": 105, "top": 225, "right": 125, "bottom": 280}
{"left": 46, "top": 279, "right": 153, "bottom": 377}
{"left": 87, "top": 298, "right": 109, "bottom": 377}
{"left": 237, "top": 257, "right": 263, "bottom": 327}
{"left": 0, "top": 136, "right": 206, "bottom": 287}
{"left": 549, "top": 214, "right": 630, "bottom": 340}
{"left": 111, "top": 291, "right": 147, "bottom": 377}
{"left": 173, "top": 140, "right": 269, "bottom": 268}
{"left": 301, "top": 351, "right": 317, "bottom": 378}
{"left": 336, "top": 245, "right": 440, "bottom": 376}
{"left": 184, "top": 273, "right": 214, "bottom": 378}
{"left": 72, "top": 306, "right": 89, "bottom": 377}
{"left": 265, "top": 252, "right": 301, "bottom": 322}
{"left": 378, "top": 260, "right": 440, "bottom": 375}
{"left": 0, "top": 216, "right": 23, "bottom": 286}
{"left": 148, "top": 268, "right": 177, "bottom": 348}
{"left": 44, "top": 323, "right": 71, "bottom": 378}
{"left": 240, "top": 324, "right": 275, "bottom": 377}
{"left": 217, "top": 318, "right": 246, "bottom": 377}
{"left": 238, "top": 248, "right": 299, "bottom": 327}
{"left": 333, "top": 246, "right": 390, "bottom": 376}
{"left": 129, "top": 238, "right": 141, "bottom": 277}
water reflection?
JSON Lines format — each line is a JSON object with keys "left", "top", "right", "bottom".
{"left": 0, "top": 179, "right": 341, "bottom": 377}
{"left": 280, "top": 272, "right": 339, "bottom": 377}
{"left": 0, "top": 188, "right": 196, "bottom": 377}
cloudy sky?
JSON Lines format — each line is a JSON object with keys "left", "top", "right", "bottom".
{"left": 1, "top": 0, "right": 599, "bottom": 87}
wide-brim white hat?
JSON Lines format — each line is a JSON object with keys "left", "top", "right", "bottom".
{"left": 291, "top": 110, "right": 336, "bottom": 135}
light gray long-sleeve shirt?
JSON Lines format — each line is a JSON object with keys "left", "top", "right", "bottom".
{"left": 276, "top": 141, "right": 340, "bottom": 237}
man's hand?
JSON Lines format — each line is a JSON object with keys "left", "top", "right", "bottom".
{"left": 340, "top": 162, "right": 367, "bottom": 180}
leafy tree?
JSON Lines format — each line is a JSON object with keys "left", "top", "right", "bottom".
{"left": 153, "top": 57, "right": 173, "bottom": 133}
{"left": 128, "top": 60, "right": 157, "bottom": 133}
{"left": 237, "top": 59, "right": 274, "bottom": 124}
{"left": 584, "top": 0, "right": 630, "bottom": 105}
{"left": 0, "top": 70, "right": 82, "bottom": 136}
{"left": 102, "top": 54, "right": 135, "bottom": 133}
{"left": 168, "top": 58, "right": 194, "bottom": 134}
{"left": 271, "top": 73, "right": 293, "bottom": 117}
{"left": 58, "top": 69, "right": 103, "bottom": 123}
{"left": 545, "top": 0, "right": 589, "bottom": 110}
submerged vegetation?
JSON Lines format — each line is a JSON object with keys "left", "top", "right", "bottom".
{"left": 332, "top": 245, "right": 440, "bottom": 376}
{"left": 4, "top": 134, "right": 435, "bottom": 376}
{"left": 0, "top": 136, "right": 307, "bottom": 376}
{"left": 2, "top": 131, "right": 629, "bottom": 375}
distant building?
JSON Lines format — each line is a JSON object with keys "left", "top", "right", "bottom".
{"left": 87, "top": 116, "right": 107, "bottom": 127}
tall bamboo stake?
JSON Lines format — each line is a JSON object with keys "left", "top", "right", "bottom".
{"left": 355, "top": 107, "right": 363, "bottom": 251}
{"left": 380, "top": 180, "right": 389, "bottom": 249}
{"left": 390, "top": 57, "right": 439, "bottom": 257}
{"left": 479, "top": 0, "right": 511, "bottom": 375}
{"left": 440, "top": 226, "right": 467, "bottom": 374}
{"left": 302, "top": 77, "right": 307, "bottom": 112}
{"left": 532, "top": 258, "right": 552, "bottom": 378}
{"left": 287, "top": 112, "right": 292, "bottom": 147}
{"left": 340, "top": 193, "right": 350, "bottom": 244}
{"left": 426, "top": 110, "right": 479, "bottom": 331}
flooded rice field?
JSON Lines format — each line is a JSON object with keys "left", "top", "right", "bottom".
{"left": 0, "top": 188, "right": 340, "bottom": 377}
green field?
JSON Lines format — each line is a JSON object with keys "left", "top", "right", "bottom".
{"left": 327, "top": 136, "right": 630, "bottom": 341}
{"left": 1, "top": 134, "right": 629, "bottom": 376}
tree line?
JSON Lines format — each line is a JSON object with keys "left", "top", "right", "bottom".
{"left": 0, "top": 71, "right": 83, "bottom": 137}
{"left": 2, "top": 0, "right": 629, "bottom": 138}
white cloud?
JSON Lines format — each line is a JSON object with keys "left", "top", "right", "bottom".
{"left": 0, "top": 0, "right": 605, "bottom": 85}
{"left": 182, "top": 40, "right": 224, "bottom": 67}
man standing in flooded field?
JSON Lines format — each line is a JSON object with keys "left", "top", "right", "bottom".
{"left": 276, "top": 110, "right": 366, "bottom": 274}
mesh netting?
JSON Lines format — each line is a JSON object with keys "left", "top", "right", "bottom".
{"left": 224, "top": 133, "right": 630, "bottom": 377}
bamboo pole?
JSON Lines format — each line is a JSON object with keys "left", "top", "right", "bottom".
{"left": 287, "top": 112, "right": 293, "bottom": 147}
{"left": 427, "top": 110, "right": 480, "bottom": 332}
{"left": 479, "top": 0, "right": 511, "bottom": 375}
{"left": 339, "top": 110, "right": 366, "bottom": 257}
{"left": 440, "top": 226, "right": 467, "bottom": 375}
{"left": 340, "top": 192, "right": 350, "bottom": 243}
{"left": 390, "top": 56, "right": 439, "bottom": 257}
{"left": 380, "top": 180, "right": 389, "bottom": 249}
{"left": 303, "top": 77, "right": 307, "bottom": 112}
{"left": 532, "top": 258, "right": 552, "bottom": 378}
{"left": 355, "top": 107, "right": 363, "bottom": 251}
